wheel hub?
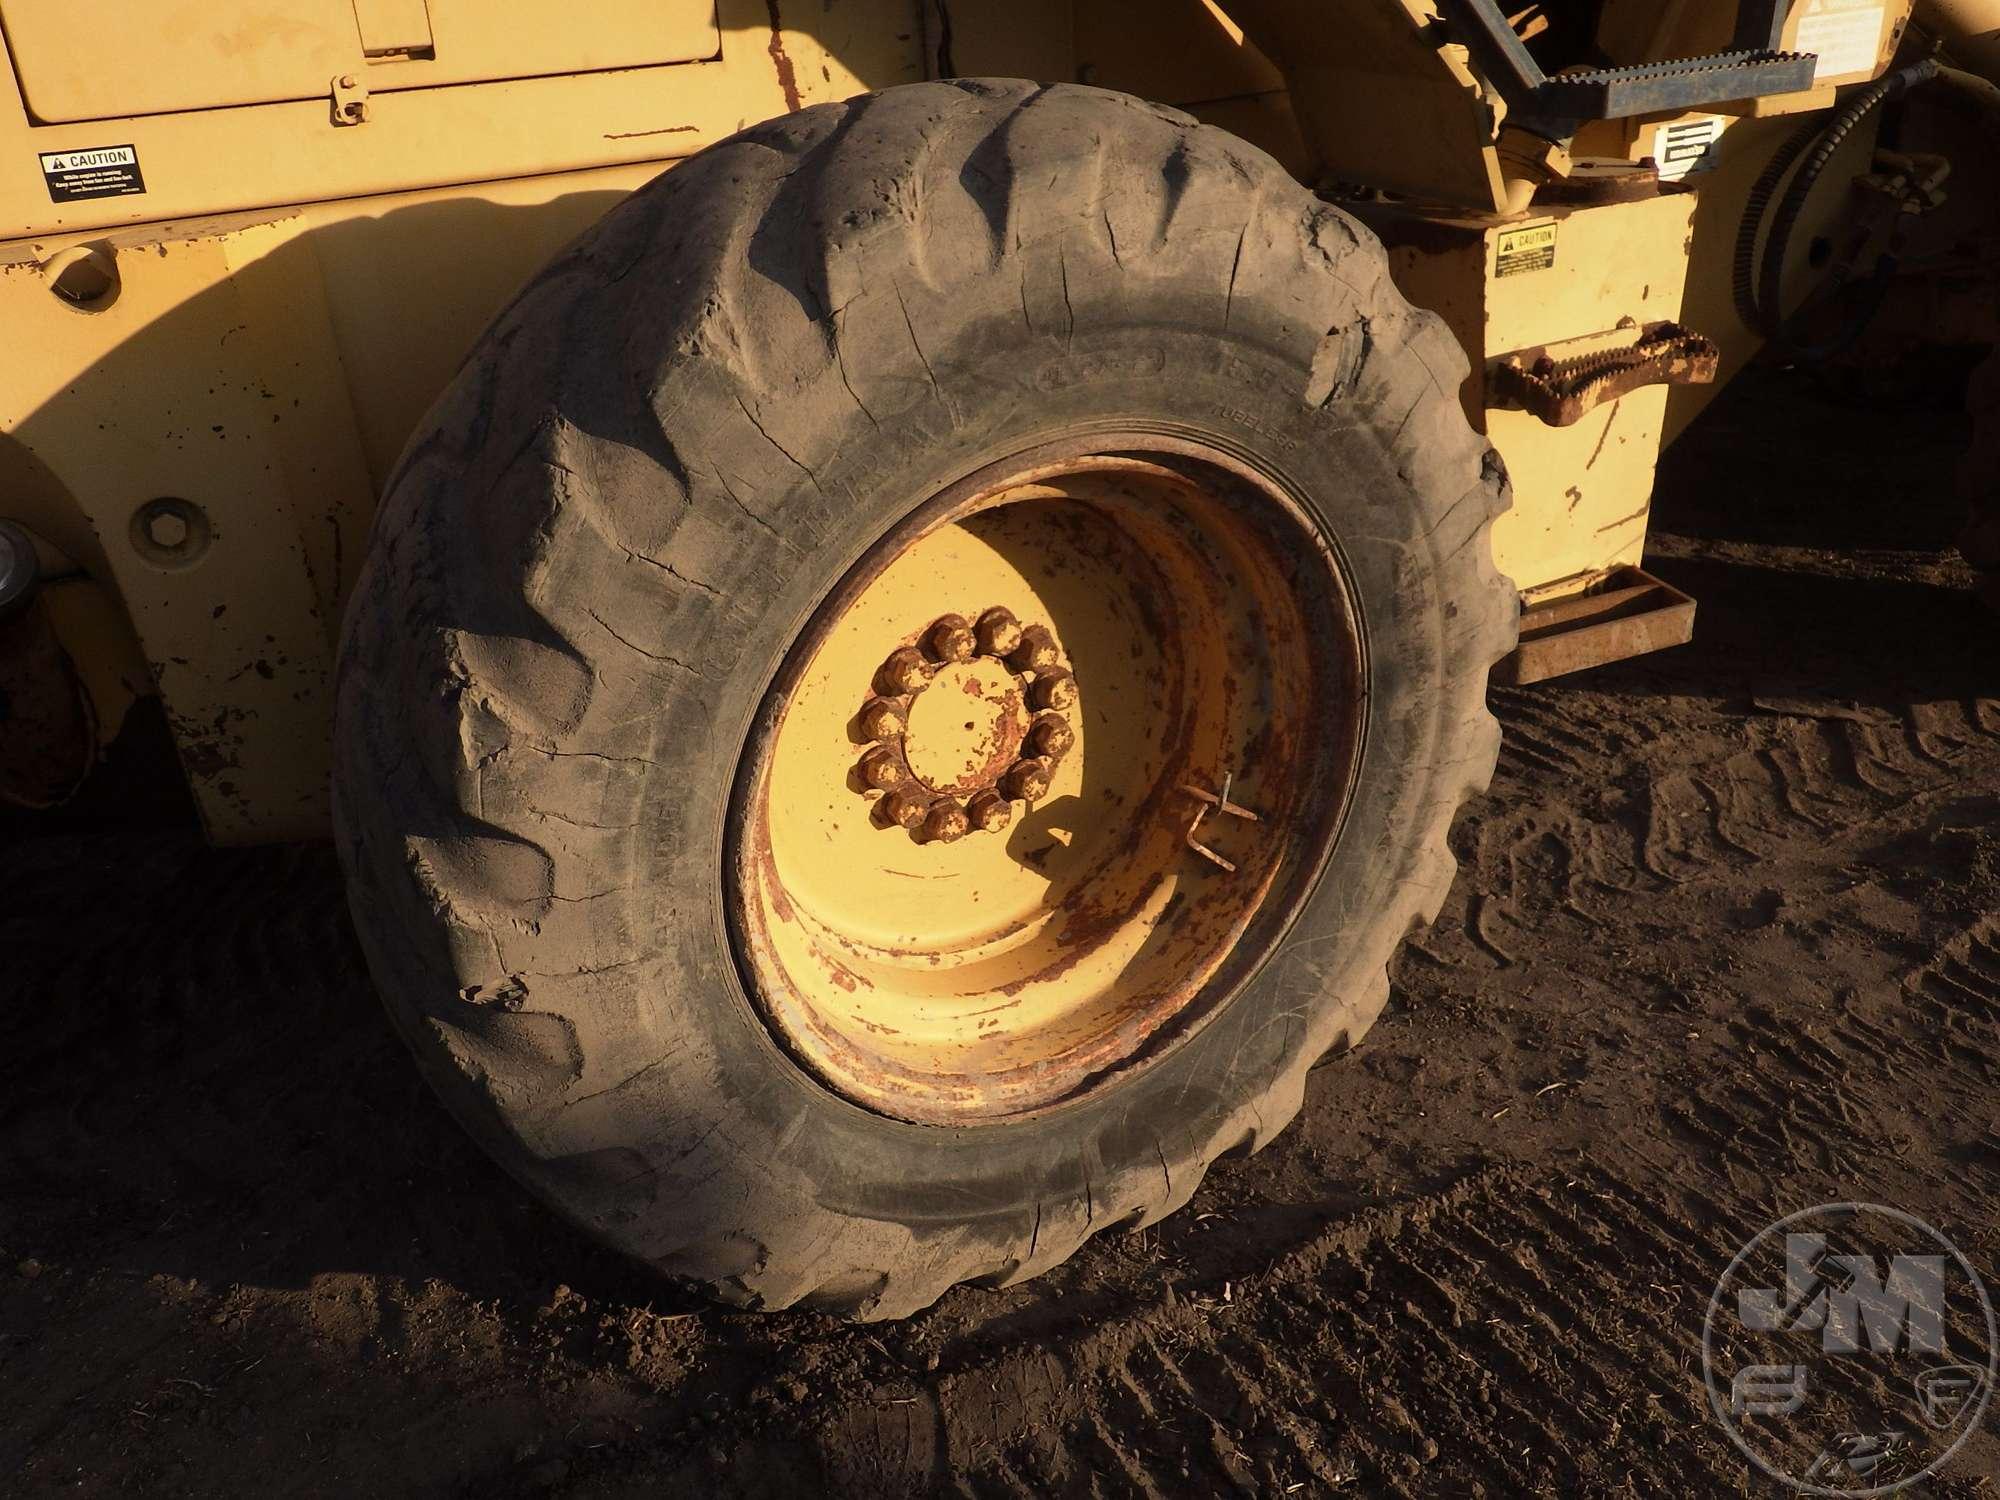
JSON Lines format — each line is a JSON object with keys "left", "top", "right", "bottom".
{"left": 854, "top": 609, "right": 1077, "bottom": 842}
{"left": 727, "top": 440, "right": 1364, "bottom": 1124}
{"left": 904, "top": 657, "right": 1028, "bottom": 793}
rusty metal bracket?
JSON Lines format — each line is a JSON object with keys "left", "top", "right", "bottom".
{"left": 1490, "top": 319, "right": 1719, "bottom": 428}
{"left": 1492, "top": 565, "right": 1696, "bottom": 687}
{"left": 1181, "top": 775, "right": 1261, "bottom": 873}
{"left": 330, "top": 74, "right": 370, "bottom": 127}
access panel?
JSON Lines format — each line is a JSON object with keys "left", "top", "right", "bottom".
{"left": 2, "top": 1, "right": 720, "bottom": 123}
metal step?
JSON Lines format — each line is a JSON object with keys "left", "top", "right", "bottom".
{"left": 1436, "top": 0, "right": 1820, "bottom": 123}
{"left": 1492, "top": 566, "right": 1697, "bottom": 686}
{"left": 1535, "top": 50, "right": 1819, "bottom": 118}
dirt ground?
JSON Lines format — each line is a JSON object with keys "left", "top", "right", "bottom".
{"left": 6, "top": 362, "right": 2000, "bottom": 1498}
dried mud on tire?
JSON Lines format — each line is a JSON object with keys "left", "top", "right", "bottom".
{"left": 5, "top": 364, "right": 2000, "bottom": 1496}
{"left": 332, "top": 80, "right": 1511, "bottom": 1319}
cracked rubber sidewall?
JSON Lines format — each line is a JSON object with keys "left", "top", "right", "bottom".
{"left": 333, "top": 80, "right": 1516, "bottom": 1317}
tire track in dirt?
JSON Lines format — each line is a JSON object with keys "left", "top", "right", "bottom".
{"left": 1442, "top": 653, "right": 2000, "bottom": 1232}
{"left": 8, "top": 366, "right": 2000, "bottom": 1497}
{"left": 1479, "top": 688, "right": 2000, "bottom": 922}
{"left": 859, "top": 518, "right": 2000, "bottom": 1498}
{"left": 803, "top": 1164, "right": 1760, "bottom": 1497}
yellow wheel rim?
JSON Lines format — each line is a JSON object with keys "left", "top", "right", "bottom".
{"left": 728, "top": 439, "right": 1364, "bottom": 1123}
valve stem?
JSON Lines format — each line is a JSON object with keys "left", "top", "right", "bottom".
{"left": 1181, "top": 774, "right": 1260, "bottom": 872}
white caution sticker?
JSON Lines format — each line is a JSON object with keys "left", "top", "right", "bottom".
{"left": 38, "top": 144, "right": 145, "bottom": 203}
{"left": 1495, "top": 221, "right": 1558, "bottom": 278}
{"left": 1796, "top": 0, "right": 1888, "bottom": 83}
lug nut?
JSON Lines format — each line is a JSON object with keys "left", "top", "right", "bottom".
{"left": 859, "top": 697, "right": 908, "bottom": 741}
{"left": 859, "top": 746, "right": 909, "bottom": 790}
{"left": 974, "top": 607, "right": 1024, "bottom": 658}
{"left": 1007, "top": 624, "right": 1061, "bottom": 674}
{"left": 876, "top": 647, "right": 932, "bottom": 697}
{"left": 923, "top": 799, "right": 971, "bottom": 844}
{"left": 967, "top": 789, "right": 1013, "bottom": 834}
{"left": 1029, "top": 670, "right": 1078, "bottom": 712}
{"left": 925, "top": 614, "right": 976, "bottom": 664}
{"left": 1028, "top": 714, "right": 1074, "bottom": 758}
{"left": 1002, "top": 756, "right": 1055, "bottom": 803}
{"left": 881, "top": 787, "right": 930, "bottom": 830}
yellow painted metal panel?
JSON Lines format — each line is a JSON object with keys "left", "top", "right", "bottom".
{"left": 2, "top": 0, "right": 721, "bottom": 125}
{"left": 0, "top": 7, "right": 923, "bottom": 838}
{"left": 1225, "top": 0, "right": 1508, "bottom": 211}
{"left": 299, "top": 166, "right": 658, "bottom": 496}
{"left": 2, "top": 2, "right": 364, "bottom": 120}
{"left": 0, "top": 215, "right": 341, "bottom": 839}
{"left": 927, "top": 0, "right": 1072, "bottom": 81}
{"left": 0, "top": 3, "right": 918, "bottom": 239}
{"left": 1372, "top": 192, "right": 1700, "bottom": 596}
{"left": 0, "top": 161, "right": 679, "bottom": 834}
{"left": 1075, "top": 0, "right": 1283, "bottom": 103}
{"left": 351, "top": 0, "right": 433, "bottom": 57}
{"left": 1483, "top": 195, "right": 1698, "bottom": 590}
{"left": 378, "top": 1, "right": 721, "bottom": 91}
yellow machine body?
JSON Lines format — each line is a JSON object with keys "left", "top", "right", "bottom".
{"left": 1, "top": 1, "right": 922, "bottom": 838}
{"left": 0, "top": 0, "right": 1946, "bottom": 838}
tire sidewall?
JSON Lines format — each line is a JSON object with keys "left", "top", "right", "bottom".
{"left": 564, "top": 312, "right": 1466, "bottom": 1250}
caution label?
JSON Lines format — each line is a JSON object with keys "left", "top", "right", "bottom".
{"left": 1797, "top": 0, "right": 1887, "bottom": 83}
{"left": 1495, "top": 221, "right": 1558, "bottom": 278}
{"left": 38, "top": 144, "right": 145, "bottom": 203}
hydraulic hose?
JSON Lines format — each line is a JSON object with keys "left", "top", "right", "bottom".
{"left": 1732, "top": 59, "right": 1942, "bottom": 345}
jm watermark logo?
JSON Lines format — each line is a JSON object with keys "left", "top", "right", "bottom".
{"left": 1703, "top": 1203, "right": 1996, "bottom": 1495}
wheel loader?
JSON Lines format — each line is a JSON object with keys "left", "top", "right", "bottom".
{"left": 5, "top": 0, "right": 1998, "bottom": 1319}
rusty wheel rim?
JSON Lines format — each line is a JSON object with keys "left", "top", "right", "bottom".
{"left": 727, "top": 437, "right": 1365, "bottom": 1124}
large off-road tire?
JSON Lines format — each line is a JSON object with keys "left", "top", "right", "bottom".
{"left": 333, "top": 80, "right": 1515, "bottom": 1319}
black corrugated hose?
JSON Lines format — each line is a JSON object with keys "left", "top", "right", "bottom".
{"left": 1731, "top": 58, "right": 1942, "bottom": 351}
